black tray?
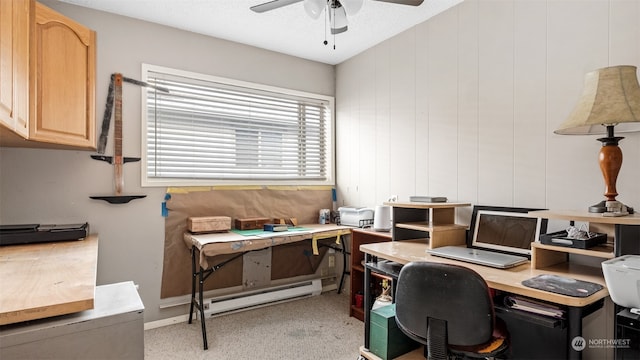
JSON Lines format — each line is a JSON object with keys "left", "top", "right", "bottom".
{"left": 0, "top": 223, "right": 88, "bottom": 246}
{"left": 539, "top": 230, "right": 606, "bottom": 249}
{"left": 522, "top": 274, "right": 603, "bottom": 297}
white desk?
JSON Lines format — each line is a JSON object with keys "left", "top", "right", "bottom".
{"left": 0, "top": 281, "right": 144, "bottom": 360}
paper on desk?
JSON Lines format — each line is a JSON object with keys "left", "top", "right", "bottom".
{"left": 504, "top": 295, "right": 565, "bottom": 318}
{"left": 231, "top": 227, "right": 312, "bottom": 237}
{"left": 190, "top": 232, "right": 260, "bottom": 246}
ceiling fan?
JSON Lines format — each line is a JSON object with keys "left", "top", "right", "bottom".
{"left": 250, "top": 0, "right": 424, "bottom": 35}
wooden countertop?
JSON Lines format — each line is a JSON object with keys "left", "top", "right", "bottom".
{"left": 0, "top": 235, "right": 98, "bottom": 325}
{"left": 529, "top": 210, "right": 640, "bottom": 225}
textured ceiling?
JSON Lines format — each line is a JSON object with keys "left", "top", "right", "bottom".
{"left": 57, "top": 0, "right": 463, "bottom": 65}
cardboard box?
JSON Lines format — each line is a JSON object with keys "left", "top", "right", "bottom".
{"left": 370, "top": 304, "right": 419, "bottom": 360}
{"left": 187, "top": 216, "right": 231, "bottom": 233}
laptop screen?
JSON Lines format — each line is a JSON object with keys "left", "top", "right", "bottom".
{"left": 471, "top": 210, "right": 543, "bottom": 256}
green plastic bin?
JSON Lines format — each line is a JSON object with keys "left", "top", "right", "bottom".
{"left": 369, "top": 303, "right": 419, "bottom": 360}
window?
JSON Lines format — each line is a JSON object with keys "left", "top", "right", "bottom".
{"left": 141, "top": 64, "right": 334, "bottom": 187}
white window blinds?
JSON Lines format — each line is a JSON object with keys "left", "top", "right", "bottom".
{"left": 142, "top": 65, "right": 334, "bottom": 186}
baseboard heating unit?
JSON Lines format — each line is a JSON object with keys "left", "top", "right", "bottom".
{"left": 202, "top": 279, "right": 322, "bottom": 318}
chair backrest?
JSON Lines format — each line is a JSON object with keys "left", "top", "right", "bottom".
{"left": 395, "top": 261, "right": 495, "bottom": 347}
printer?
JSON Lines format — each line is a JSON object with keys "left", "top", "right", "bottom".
{"left": 338, "top": 207, "right": 374, "bottom": 228}
{"left": 602, "top": 255, "right": 640, "bottom": 314}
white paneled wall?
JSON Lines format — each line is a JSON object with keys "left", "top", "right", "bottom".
{"left": 336, "top": 0, "right": 640, "bottom": 220}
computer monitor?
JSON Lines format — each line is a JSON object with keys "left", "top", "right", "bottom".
{"left": 468, "top": 206, "right": 548, "bottom": 256}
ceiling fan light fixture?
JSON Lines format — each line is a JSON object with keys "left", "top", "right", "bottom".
{"left": 341, "top": 0, "right": 363, "bottom": 15}
{"left": 303, "top": 0, "right": 326, "bottom": 19}
{"left": 331, "top": 25, "right": 348, "bottom": 34}
{"left": 330, "top": 2, "right": 348, "bottom": 34}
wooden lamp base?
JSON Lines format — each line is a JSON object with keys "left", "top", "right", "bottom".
{"left": 589, "top": 126, "right": 633, "bottom": 215}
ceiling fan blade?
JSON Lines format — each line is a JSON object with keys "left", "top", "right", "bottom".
{"left": 250, "top": 0, "right": 304, "bottom": 13}
{"left": 371, "top": 0, "right": 424, "bottom": 6}
{"left": 341, "top": 0, "right": 363, "bottom": 15}
{"left": 303, "top": 0, "right": 325, "bottom": 19}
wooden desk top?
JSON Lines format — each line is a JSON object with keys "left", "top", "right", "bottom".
{"left": 529, "top": 210, "right": 640, "bottom": 225}
{"left": 360, "top": 240, "right": 609, "bottom": 307}
{"left": 0, "top": 235, "right": 98, "bottom": 326}
{"left": 185, "top": 224, "right": 352, "bottom": 269}
{"left": 383, "top": 201, "right": 471, "bottom": 209}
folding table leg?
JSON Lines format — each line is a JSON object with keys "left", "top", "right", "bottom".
{"left": 199, "top": 269, "right": 208, "bottom": 350}
{"left": 188, "top": 247, "right": 196, "bottom": 325}
{"left": 337, "top": 235, "right": 350, "bottom": 294}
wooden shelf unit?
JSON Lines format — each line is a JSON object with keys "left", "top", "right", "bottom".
{"left": 529, "top": 210, "right": 640, "bottom": 271}
{"left": 350, "top": 228, "right": 392, "bottom": 321}
{"left": 529, "top": 210, "right": 640, "bottom": 226}
{"left": 531, "top": 242, "right": 615, "bottom": 270}
{"left": 384, "top": 201, "right": 471, "bottom": 248}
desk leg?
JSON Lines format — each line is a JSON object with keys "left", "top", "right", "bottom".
{"left": 568, "top": 306, "right": 582, "bottom": 360}
{"left": 188, "top": 247, "right": 196, "bottom": 325}
{"left": 363, "top": 253, "right": 372, "bottom": 351}
{"left": 188, "top": 247, "right": 209, "bottom": 350}
{"left": 337, "top": 236, "right": 350, "bottom": 294}
{"left": 198, "top": 267, "right": 209, "bottom": 350}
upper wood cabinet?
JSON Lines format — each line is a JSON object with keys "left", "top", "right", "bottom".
{"left": 30, "top": 2, "right": 96, "bottom": 149}
{"left": 0, "top": 1, "right": 96, "bottom": 150}
{"left": 0, "top": 0, "right": 30, "bottom": 138}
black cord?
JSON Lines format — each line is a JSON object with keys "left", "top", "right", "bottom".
{"left": 323, "top": 2, "right": 328, "bottom": 46}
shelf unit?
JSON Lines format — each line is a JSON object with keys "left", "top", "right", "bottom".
{"left": 529, "top": 210, "right": 640, "bottom": 274}
{"left": 529, "top": 210, "right": 640, "bottom": 226}
{"left": 531, "top": 242, "right": 615, "bottom": 270}
{"left": 384, "top": 202, "right": 471, "bottom": 248}
{"left": 529, "top": 210, "right": 640, "bottom": 258}
{"left": 350, "top": 228, "right": 392, "bottom": 321}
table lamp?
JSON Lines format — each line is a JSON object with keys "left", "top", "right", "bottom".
{"left": 555, "top": 65, "right": 640, "bottom": 216}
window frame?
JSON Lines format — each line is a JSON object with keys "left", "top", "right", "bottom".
{"left": 140, "top": 64, "right": 335, "bottom": 187}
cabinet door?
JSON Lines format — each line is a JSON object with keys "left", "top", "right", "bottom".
{"left": 0, "top": 0, "right": 29, "bottom": 138}
{"left": 30, "top": 2, "right": 95, "bottom": 149}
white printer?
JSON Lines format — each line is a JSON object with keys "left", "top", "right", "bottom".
{"left": 338, "top": 207, "right": 374, "bottom": 227}
{"left": 602, "top": 255, "right": 640, "bottom": 314}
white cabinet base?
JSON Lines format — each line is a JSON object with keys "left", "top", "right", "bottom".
{"left": 0, "top": 281, "right": 144, "bottom": 360}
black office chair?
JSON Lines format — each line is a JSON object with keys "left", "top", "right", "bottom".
{"left": 395, "top": 262, "right": 509, "bottom": 360}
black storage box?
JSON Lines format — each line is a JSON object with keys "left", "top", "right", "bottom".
{"left": 0, "top": 223, "right": 88, "bottom": 246}
{"left": 539, "top": 230, "right": 607, "bottom": 249}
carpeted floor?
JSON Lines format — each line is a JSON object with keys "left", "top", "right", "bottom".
{"left": 144, "top": 291, "right": 364, "bottom": 360}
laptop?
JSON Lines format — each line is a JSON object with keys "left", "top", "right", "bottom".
{"left": 427, "top": 207, "right": 545, "bottom": 269}
{"left": 428, "top": 245, "right": 529, "bottom": 269}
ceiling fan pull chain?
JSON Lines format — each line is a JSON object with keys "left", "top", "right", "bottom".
{"left": 323, "top": 1, "right": 328, "bottom": 46}
{"left": 332, "top": 3, "right": 336, "bottom": 49}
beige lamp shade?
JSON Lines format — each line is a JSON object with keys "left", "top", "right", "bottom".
{"left": 555, "top": 65, "right": 640, "bottom": 135}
